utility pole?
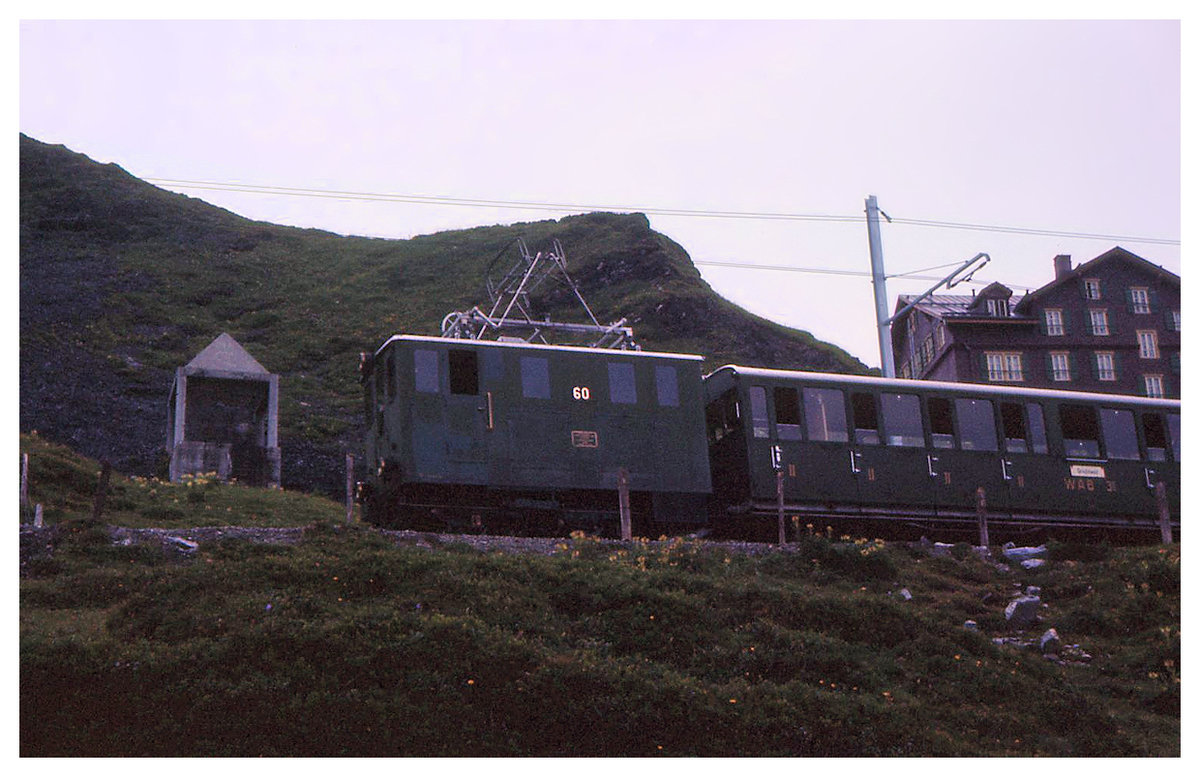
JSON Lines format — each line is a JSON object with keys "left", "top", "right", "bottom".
{"left": 865, "top": 195, "right": 895, "bottom": 378}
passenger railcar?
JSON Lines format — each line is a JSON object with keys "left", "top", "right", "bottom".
{"left": 360, "top": 335, "right": 711, "bottom": 534}
{"left": 704, "top": 365, "right": 1181, "bottom": 539}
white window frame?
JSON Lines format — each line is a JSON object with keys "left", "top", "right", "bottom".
{"left": 1050, "top": 352, "right": 1071, "bottom": 382}
{"left": 986, "top": 298, "right": 1010, "bottom": 317}
{"left": 1144, "top": 374, "right": 1165, "bottom": 398}
{"left": 1130, "top": 287, "right": 1151, "bottom": 314}
{"left": 1088, "top": 309, "right": 1109, "bottom": 336}
{"left": 1044, "top": 309, "right": 1064, "bottom": 336}
{"left": 1083, "top": 278, "right": 1102, "bottom": 300}
{"left": 1095, "top": 352, "right": 1116, "bottom": 382}
{"left": 986, "top": 352, "right": 1024, "bottom": 382}
{"left": 1138, "top": 330, "right": 1160, "bottom": 359}
{"left": 1170, "top": 310, "right": 1181, "bottom": 331}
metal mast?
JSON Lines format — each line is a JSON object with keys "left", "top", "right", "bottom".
{"left": 865, "top": 195, "right": 895, "bottom": 377}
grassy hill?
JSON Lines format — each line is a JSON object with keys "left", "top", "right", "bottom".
{"left": 19, "top": 133, "right": 868, "bottom": 494}
{"left": 19, "top": 434, "right": 1179, "bottom": 756}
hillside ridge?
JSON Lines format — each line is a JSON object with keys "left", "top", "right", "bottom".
{"left": 19, "top": 133, "right": 868, "bottom": 493}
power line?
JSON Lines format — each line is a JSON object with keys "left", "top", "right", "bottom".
{"left": 693, "top": 259, "right": 1034, "bottom": 291}
{"left": 145, "top": 177, "right": 1181, "bottom": 246}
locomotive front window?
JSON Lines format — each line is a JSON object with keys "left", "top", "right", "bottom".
{"left": 609, "top": 363, "right": 638, "bottom": 404}
{"left": 956, "top": 398, "right": 998, "bottom": 452}
{"left": 851, "top": 392, "right": 880, "bottom": 445}
{"left": 1060, "top": 404, "right": 1101, "bottom": 458}
{"left": 1143, "top": 413, "right": 1168, "bottom": 461}
{"left": 1100, "top": 409, "right": 1140, "bottom": 460}
{"left": 448, "top": 350, "right": 479, "bottom": 395}
{"left": 928, "top": 397, "right": 955, "bottom": 449}
{"left": 1027, "top": 403, "right": 1049, "bottom": 454}
{"left": 749, "top": 386, "right": 769, "bottom": 438}
{"left": 881, "top": 393, "right": 923, "bottom": 446}
{"left": 414, "top": 349, "right": 439, "bottom": 394}
{"left": 655, "top": 365, "right": 680, "bottom": 407}
{"left": 804, "top": 388, "right": 848, "bottom": 442}
{"left": 520, "top": 357, "right": 551, "bottom": 399}
{"left": 774, "top": 387, "right": 802, "bottom": 440}
{"left": 1000, "top": 402, "right": 1027, "bottom": 453}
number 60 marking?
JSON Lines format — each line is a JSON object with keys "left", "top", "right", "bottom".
{"left": 572, "top": 386, "right": 591, "bottom": 401}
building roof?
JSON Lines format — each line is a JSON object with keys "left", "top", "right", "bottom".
{"left": 1013, "top": 246, "right": 1180, "bottom": 314}
{"left": 894, "top": 293, "right": 1032, "bottom": 322}
{"left": 184, "top": 333, "right": 271, "bottom": 376}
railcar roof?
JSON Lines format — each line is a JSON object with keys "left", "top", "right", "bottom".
{"left": 374, "top": 334, "right": 705, "bottom": 361}
{"left": 706, "top": 364, "right": 1181, "bottom": 409}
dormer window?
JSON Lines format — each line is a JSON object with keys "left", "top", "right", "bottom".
{"left": 986, "top": 298, "right": 1010, "bottom": 317}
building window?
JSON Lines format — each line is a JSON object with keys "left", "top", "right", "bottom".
{"left": 1095, "top": 352, "right": 1116, "bottom": 381}
{"left": 1144, "top": 375, "right": 1165, "bottom": 398}
{"left": 1050, "top": 352, "right": 1071, "bottom": 382}
{"left": 1130, "top": 287, "right": 1151, "bottom": 314}
{"left": 1088, "top": 309, "right": 1109, "bottom": 336}
{"left": 1168, "top": 310, "right": 1181, "bottom": 331}
{"left": 921, "top": 336, "right": 935, "bottom": 365}
{"left": 1044, "top": 309, "right": 1064, "bottom": 336}
{"left": 985, "top": 352, "right": 1023, "bottom": 382}
{"left": 1138, "top": 330, "right": 1159, "bottom": 359}
{"left": 899, "top": 362, "right": 912, "bottom": 380}
{"left": 1083, "top": 278, "right": 1102, "bottom": 300}
{"left": 986, "top": 298, "right": 1010, "bottom": 317}
{"left": 934, "top": 321, "right": 946, "bottom": 351}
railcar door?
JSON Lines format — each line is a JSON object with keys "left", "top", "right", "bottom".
{"left": 996, "top": 401, "right": 1060, "bottom": 520}
{"left": 927, "top": 396, "right": 1009, "bottom": 521}
{"left": 782, "top": 385, "right": 860, "bottom": 512}
{"left": 444, "top": 348, "right": 489, "bottom": 484}
{"left": 847, "top": 391, "right": 934, "bottom": 515}
{"left": 1140, "top": 410, "right": 1182, "bottom": 521}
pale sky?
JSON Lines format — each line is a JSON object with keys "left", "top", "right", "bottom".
{"left": 18, "top": 18, "right": 1183, "bottom": 369}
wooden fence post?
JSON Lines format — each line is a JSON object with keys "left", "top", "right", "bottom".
{"left": 617, "top": 468, "right": 631, "bottom": 542}
{"left": 776, "top": 469, "right": 787, "bottom": 545}
{"left": 91, "top": 461, "right": 112, "bottom": 523}
{"left": 345, "top": 453, "right": 355, "bottom": 524}
{"left": 1155, "top": 480, "right": 1172, "bottom": 545}
{"left": 975, "top": 486, "right": 989, "bottom": 548}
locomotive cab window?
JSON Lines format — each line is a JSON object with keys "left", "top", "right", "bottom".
{"left": 1100, "top": 408, "right": 1139, "bottom": 460}
{"left": 1060, "top": 404, "right": 1101, "bottom": 459}
{"left": 928, "top": 397, "right": 955, "bottom": 449}
{"left": 774, "top": 387, "right": 802, "bottom": 440}
{"left": 609, "top": 363, "right": 638, "bottom": 405}
{"left": 414, "top": 349, "right": 439, "bottom": 394}
{"left": 1143, "top": 413, "right": 1168, "bottom": 461}
{"left": 520, "top": 357, "right": 551, "bottom": 399}
{"left": 655, "top": 365, "right": 679, "bottom": 407}
{"left": 881, "top": 393, "right": 923, "bottom": 446}
{"left": 804, "top": 387, "right": 848, "bottom": 443}
{"left": 851, "top": 392, "right": 880, "bottom": 445}
{"left": 956, "top": 398, "right": 998, "bottom": 451}
{"left": 448, "top": 349, "right": 479, "bottom": 395}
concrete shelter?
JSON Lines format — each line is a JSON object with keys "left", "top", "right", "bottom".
{"left": 167, "top": 333, "right": 280, "bottom": 487}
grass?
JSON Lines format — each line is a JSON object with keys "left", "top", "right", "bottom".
{"left": 20, "top": 448, "right": 1180, "bottom": 755}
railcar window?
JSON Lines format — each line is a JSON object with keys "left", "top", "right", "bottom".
{"left": 609, "top": 363, "right": 638, "bottom": 404}
{"left": 956, "top": 398, "right": 998, "bottom": 451}
{"left": 1059, "top": 404, "right": 1101, "bottom": 458}
{"left": 655, "top": 365, "right": 680, "bottom": 407}
{"left": 1026, "top": 403, "right": 1049, "bottom": 454}
{"left": 1168, "top": 414, "right": 1181, "bottom": 461}
{"left": 804, "top": 388, "right": 848, "bottom": 442}
{"left": 928, "top": 397, "right": 955, "bottom": 449}
{"left": 706, "top": 389, "right": 740, "bottom": 444}
{"left": 749, "top": 386, "right": 769, "bottom": 438}
{"left": 1100, "top": 409, "right": 1140, "bottom": 460}
{"left": 774, "top": 387, "right": 802, "bottom": 440}
{"left": 448, "top": 350, "right": 479, "bottom": 395}
{"left": 1000, "top": 402, "right": 1028, "bottom": 453}
{"left": 852, "top": 393, "right": 880, "bottom": 445}
{"left": 881, "top": 393, "right": 923, "bottom": 446}
{"left": 1143, "top": 413, "right": 1168, "bottom": 461}
{"left": 520, "top": 357, "right": 551, "bottom": 399}
{"left": 414, "top": 349, "right": 439, "bottom": 394}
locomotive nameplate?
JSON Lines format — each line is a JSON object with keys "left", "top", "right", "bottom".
{"left": 571, "top": 430, "right": 599, "bottom": 448}
{"left": 1069, "top": 464, "right": 1106, "bottom": 479}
